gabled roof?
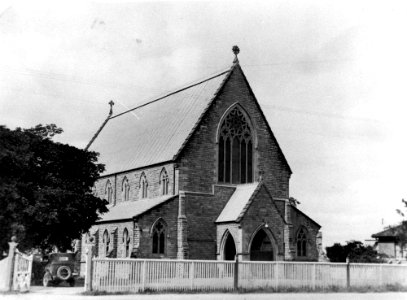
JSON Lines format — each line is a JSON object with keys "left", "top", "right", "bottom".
{"left": 215, "top": 182, "right": 286, "bottom": 224}
{"left": 89, "top": 66, "right": 233, "bottom": 176}
{"left": 97, "top": 194, "right": 177, "bottom": 223}
{"left": 372, "top": 224, "right": 403, "bottom": 238}
{"left": 291, "top": 205, "right": 321, "bottom": 229}
{"left": 215, "top": 183, "right": 260, "bottom": 223}
{"left": 88, "top": 59, "right": 292, "bottom": 176}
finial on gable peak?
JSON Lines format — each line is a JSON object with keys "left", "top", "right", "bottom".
{"left": 108, "top": 100, "right": 115, "bottom": 116}
{"left": 232, "top": 45, "right": 240, "bottom": 63}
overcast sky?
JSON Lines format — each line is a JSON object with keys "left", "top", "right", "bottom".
{"left": 1, "top": 0, "right": 406, "bottom": 247}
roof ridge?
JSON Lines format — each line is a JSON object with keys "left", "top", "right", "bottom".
{"left": 110, "top": 67, "right": 231, "bottom": 120}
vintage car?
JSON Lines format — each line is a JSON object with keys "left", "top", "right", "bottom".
{"left": 42, "top": 253, "right": 78, "bottom": 287}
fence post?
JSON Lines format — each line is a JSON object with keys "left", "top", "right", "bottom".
{"left": 234, "top": 255, "right": 239, "bottom": 290}
{"left": 141, "top": 260, "right": 146, "bottom": 292}
{"left": 311, "top": 263, "right": 316, "bottom": 290}
{"left": 84, "top": 244, "right": 94, "bottom": 292}
{"left": 189, "top": 261, "right": 194, "bottom": 290}
{"left": 275, "top": 262, "right": 279, "bottom": 290}
{"left": 6, "top": 236, "right": 18, "bottom": 291}
{"left": 346, "top": 257, "right": 350, "bottom": 289}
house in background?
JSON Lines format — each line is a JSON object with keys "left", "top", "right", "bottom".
{"left": 372, "top": 224, "right": 407, "bottom": 260}
{"left": 79, "top": 47, "right": 321, "bottom": 268}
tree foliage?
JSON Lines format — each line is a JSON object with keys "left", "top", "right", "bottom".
{"left": 395, "top": 199, "right": 407, "bottom": 248}
{"left": 326, "top": 240, "right": 385, "bottom": 263}
{"left": 0, "top": 124, "right": 108, "bottom": 254}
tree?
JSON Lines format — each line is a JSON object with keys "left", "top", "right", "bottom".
{"left": 326, "top": 240, "right": 385, "bottom": 263}
{"left": 395, "top": 199, "right": 407, "bottom": 251}
{"left": 0, "top": 124, "right": 108, "bottom": 254}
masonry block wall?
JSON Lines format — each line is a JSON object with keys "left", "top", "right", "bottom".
{"left": 185, "top": 186, "right": 235, "bottom": 259}
{"left": 290, "top": 207, "right": 320, "bottom": 261}
{"left": 135, "top": 198, "right": 179, "bottom": 259}
{"left": 216, "top": 223, "right": 241, "bottom": 259}
{"left": 93, "top": 162, "right": 175, "bottom": 204}
{"left": 177, "top": 67, "right": 291, "bottom": 198}
{"left": 92, "top": 221, "right": 133, "bottom": 258}
{"left": 240, "top": 186, "right": 286, "bottom": 260}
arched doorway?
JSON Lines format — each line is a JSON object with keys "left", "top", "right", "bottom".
{"left": 250, "top": 229, "right": 274, "bottom": 261}
{"left": 223, "top": 233, "right": 236, "bottom": 260}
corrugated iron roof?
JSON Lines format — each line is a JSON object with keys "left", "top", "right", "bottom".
{"left": 216, "top": 183, "right": 260, "bottom": 223}
{"left": 97, "top": 194, "right": 177, "bottom": 223}
{"left": 372, "top": 224, "right": 402, "bottom": 238}
{"left": 89, "top": 68, "right": 232, "bottom": 176}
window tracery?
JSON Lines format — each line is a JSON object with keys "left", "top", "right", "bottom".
{"left": 218, "top": 106, "right": 253, "bottom": 184}
{"left": 152, "top": 220, "right": 166, "bottom": 254}
{"left": 297, "top": 227, "right": 307, "bottom": 257}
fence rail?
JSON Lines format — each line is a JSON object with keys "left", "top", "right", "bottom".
{"left": 87, "top": 258, "right": 407, "bottom": 293}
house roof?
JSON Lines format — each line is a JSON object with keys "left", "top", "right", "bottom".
{"left": 372, "top": 224, "right": 403, "bottom": 238}
{"left": 97, "top": 194, "right": 177, "bottom": 223}
{"left": 216, "top": 182, "right": 261, "bottom": 223}
{"left": 89, "top": 66, "right": 233, "bottom": 176}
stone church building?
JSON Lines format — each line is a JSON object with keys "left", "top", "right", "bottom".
{"left": 81, "top": 47, "right": 321, "bottom": 263}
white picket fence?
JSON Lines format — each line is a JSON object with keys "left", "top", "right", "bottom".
{"left": 87, "top": 258, "right": 407, "bottom": 293}
{"left": 91, "top": 258, "right": 235, "bottom": 292}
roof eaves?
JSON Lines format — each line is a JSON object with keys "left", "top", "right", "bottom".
{"left": 85, "top": 115, "right": 111, "bottom": 151}
{"left": 172, "top": 63, "right": 238, "bottom": 161}
{"left": 235, "top": 182, "right": 262, "bottom": 222}
{"left": 236, "top": 64, "right": 293, "bottom": 174}
{"left": 96, "top": 194, "right": 178, "bottom": 224}
{"left": 110, "top": 69, "right": 232, "bottom": 121}
{"left": 291, "top": 205, "right": 321, "bottom": 229}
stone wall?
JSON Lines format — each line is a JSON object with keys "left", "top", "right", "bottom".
{"left": 93, "top": 162, "right": 175, "bottom": 205}
{"left": 177, "top": 66, "right": 291, "bottom": 198}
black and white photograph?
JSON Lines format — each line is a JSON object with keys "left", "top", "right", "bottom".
{"left": 0, "top": 0, "right": 406, "bottom": 299}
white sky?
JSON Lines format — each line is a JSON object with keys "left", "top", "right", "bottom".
{"left": 0, "top": 0, "right": 406, "bottom": 247}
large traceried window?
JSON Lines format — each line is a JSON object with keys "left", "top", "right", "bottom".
{"left": 105, "top": 180, "right": 113, "bottom": 204}
{"left": 297, "top": 227, "right": 307, "bottom": 257}
{"left": 160, "top": 168, "right": 169, "bottom": 195}
{"left": 140, "top": 172, "right": 148, "bottom": 199}
{"left": 152, "top": 220, "right": 166, "bottom": 254}
{"left": 122, "top": 176, "right": 130, "bottom": 202}
{"left": 218, "top": 106, "right": 254, "bottom": 184}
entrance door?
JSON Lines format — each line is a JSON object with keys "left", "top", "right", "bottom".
{"left": 250, "top": 229, "right": 274, "bottom": 261}
{"left": 223, "top": 234, "right": 236, "bottom": 260}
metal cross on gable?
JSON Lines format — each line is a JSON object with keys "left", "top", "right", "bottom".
{"left": 108, "top": 100, "right": 115, "bottom": 116}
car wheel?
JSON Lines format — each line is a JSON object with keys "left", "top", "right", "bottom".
{"left": 56, "top": 266, "right": 72, "bottom": 281}
{"left": 43, "top": 272, "right": 52, "bottom": 287}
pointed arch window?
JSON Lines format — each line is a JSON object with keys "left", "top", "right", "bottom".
{"left": 122, "top": 176, "right": 130, "bottom": 202}
{"left": 297, "top": 227, "right": 307, "bottom": 257}
{"left": 152, "top": 220, "right": 166, "bottom": 254}
{"left": 218, "top": 106, "right": 254, "bottom": 184}
{"left": 139, "top": 173, "right": 148, "bottom": 199}
{"left": 105, "top": 180, "right": 113, "bottom": 204}
{"left": 123, "top": 228, "right": 130, "bottom": 257}
{"left": 103, "top": 229, "right": 110, "bottom": 257}
{"left": 160, "top": 168, "right": 169, "bottom": 195}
